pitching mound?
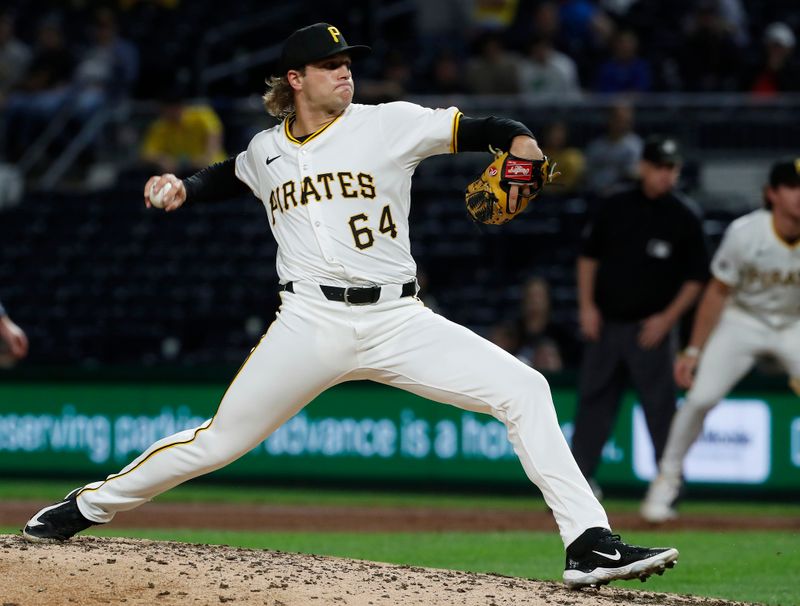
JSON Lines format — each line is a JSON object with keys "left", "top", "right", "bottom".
{"left": 0, "top": 535, "right": 749, "bottom": 606}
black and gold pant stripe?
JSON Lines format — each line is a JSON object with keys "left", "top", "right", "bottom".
{"left": 75, "top": 336, "right": 264, "bottom": 499}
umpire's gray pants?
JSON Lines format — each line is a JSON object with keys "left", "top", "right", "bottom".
{"left": 571, "top": 321, "right": 677, "bottom": 480}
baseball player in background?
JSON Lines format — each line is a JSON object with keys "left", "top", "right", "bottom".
{"left": 24, "top": 23, "right": 678, "bottom": 588}
{"left": 641, "top": 158, "right": 800, "bottom": 523}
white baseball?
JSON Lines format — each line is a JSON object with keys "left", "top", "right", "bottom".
{"left": 149, "top": 181, "right": 173, "bottom": 209}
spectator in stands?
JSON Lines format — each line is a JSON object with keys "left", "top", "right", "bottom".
{"left": 140, "top": 90, "right": 226, "bottom": 175}
{"left": 71, "top": 8, "right": 139, "bottom": 110}
{"left": 466, "top": 33, "right": 520, "bottom": 95}
{"left": 426, "top": 50, "right": 468, "bottom": 95}
{"left": 518, "top": 276, "right": 566, "bottom": 371}
{"left": 472, "top": 0, "right": 521, "bottom": 31}
{"left": 571, "top": 135, "right": 708, "bottom": 498}
{"left": 534, "top": 1, "right": 561, "bottom": 41}
{"left": 716, "top": 0, "right": 749, "bottom": 48}
{"left": 2, "top": 15, "right": 75, "bottom": 160}
{"left": 357, "top": 50, "right": 412, "bottom": 103}
{"left": 597, "top": 0, "right": 638, "bottom": 18}
{"left": 518, "top": 35, "right": 581, "bottom": 98}
{"left": 541, "top": 121, "right": 585, "bottom": 193}
{"left": 7, "top": 16, "right": 69, "bottom": 96}
{"left": 559, "top": 0, "right": 600, "bottom": 44}
{"left": 413, "top": 0, "right": 471, "bottom": 69}
{"left": 508, "top": 0, "right": 561, "bottom": 50}
{"left": 0, "top": 297, "right": 28, "bottom": 362}
{"left": 746, "top": 22, "right": 800, "bottom": 97}
{"left": 558, "top": 0, "right": 614, "bottom": 58}
{"left": 490, "top": 322, "right": 524, "bottom": 362}
{"left": 592, "top": 29, "right": 652, "bottom": 94}
{"left": 491, "top": 276, "right": 568, "bottom": 372}
{"left": 679, "top": 0, "right": 741, "bottom": 91}
{"left": 583, "top": 100, "right": 642, "bottom": 196}
{"left": 532, "top": 338, "right": 564, "bottom": 371}
{"left": 0, "top": 11, "right": 31, "bottom": 102}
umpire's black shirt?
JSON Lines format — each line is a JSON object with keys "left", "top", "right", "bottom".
{"left": 581, "top": 184, "right": 709, "bottom": 321}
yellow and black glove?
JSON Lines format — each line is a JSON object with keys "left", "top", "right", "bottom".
{"left": 465, "top": 150, "right": 557, "bottom": 225}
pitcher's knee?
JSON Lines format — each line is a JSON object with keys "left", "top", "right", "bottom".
{"left": 524, "top": 367, "right": 551, "bottom": 396}
{"left": 500, "top": 368, "right": 553, "bottom": 413}
{"left": 193, "top": 430, "right": 248, "bottom": 469}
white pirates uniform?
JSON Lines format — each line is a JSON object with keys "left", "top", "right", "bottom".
{"left": 658, "top": 208, "right": 800, "bottom": 479}
{"left": 73, "top": 101, "right": 608, "bottom": 547}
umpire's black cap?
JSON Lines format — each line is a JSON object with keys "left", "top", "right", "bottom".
{"left": 642, "top": 135, "right": 682, "bottom": 166}
{"left": 768, "top": 158, "right": 800, "bottom": 187}
{"left": 278, "top": 23, "right": 371, "bottom": 74}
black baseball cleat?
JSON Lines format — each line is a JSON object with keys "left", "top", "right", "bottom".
{"left": 22, "top": 489, "right": 99, "bottom": 543}
{"left": 563, "top": 528, "right": 678, "bottom": 589}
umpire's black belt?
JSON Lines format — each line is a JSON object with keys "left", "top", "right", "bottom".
{"left": 280, "top": 280, "right": 417, "bottom": 305}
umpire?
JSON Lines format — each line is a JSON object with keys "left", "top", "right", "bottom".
{"left": 571, "top": 135, "right": 708, "bottom": 495}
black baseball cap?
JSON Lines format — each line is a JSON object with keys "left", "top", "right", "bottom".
{"left": 278, "top": 23, "right": 371, "bottom": 73}
{"left": 642, "top": 135, "right": 682, "bottom": 166}
{"left": 768, "top": 158, "right": 800, "bottom": 187}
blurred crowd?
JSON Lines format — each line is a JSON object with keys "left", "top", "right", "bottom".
{"left": 380, "top": 0, "right": 800, "bottom": 99}
{"left": 0, "top": 0, "right": 798, "bottom": 168}
{"left": 0, "top": 0, "right": 795, "bottom": 179}
{"left": 0, "top": 7, "right": 138, "bottom": 162}
{"left": 1, "top": 0, "right": 797, "bottom": 375}
{"left": 1, "top": 0, "right": 798, "bottom": 108}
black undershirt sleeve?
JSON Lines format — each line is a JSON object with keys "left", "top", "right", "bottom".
{"left": 182, "top": 157, "right": 252, "bottom": 203}
{"left": 182, "top": 117, "right": 533, "bottom": 199}
{"left": 456, "top": 115, "right": 534, "bottom": 153}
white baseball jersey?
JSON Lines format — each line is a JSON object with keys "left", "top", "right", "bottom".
{"left": 235, "top": 102, "right": 461, "bottom": 287}
{"left": 711, "top": 209, "right": 800, "bottom": 329}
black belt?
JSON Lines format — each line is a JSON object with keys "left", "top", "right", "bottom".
{"left": 280, "top": 280, "right": 417, "bottom": 305}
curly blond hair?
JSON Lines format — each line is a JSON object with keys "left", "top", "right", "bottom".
{"left": 262, "top": 73, "right": 301, "bottom": 119}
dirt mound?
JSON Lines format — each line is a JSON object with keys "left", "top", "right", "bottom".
{"left": 0, "top": 535, "right": 752, "bottom": 606}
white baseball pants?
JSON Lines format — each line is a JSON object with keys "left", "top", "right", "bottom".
{"left": 659, "top": 305, "right": 800, "bottom": 478}
{"left": 76, "top": 282, "right": 608, "bottom": 547}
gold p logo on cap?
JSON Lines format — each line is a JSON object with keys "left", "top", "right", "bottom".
{"left": 327, "top": 26, "right": 341, "bottom": 42}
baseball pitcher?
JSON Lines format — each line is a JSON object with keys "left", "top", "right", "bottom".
{"left": 24, "top": 23, "right": 677, "bottom": 588}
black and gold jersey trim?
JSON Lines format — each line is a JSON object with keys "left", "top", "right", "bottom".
{"left": 451, "top": 111, "right": 463, "bottom": 153}
{"left": 284, "top": 112, "right": 344, "bottom": 146}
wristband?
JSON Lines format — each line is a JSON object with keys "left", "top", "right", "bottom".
{"left": 682, "top": 346, "right": 701, "bottom": 358}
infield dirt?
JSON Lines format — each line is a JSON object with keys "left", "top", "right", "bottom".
{"left": 0, "top": 534, "right": 756, "bottom": 606}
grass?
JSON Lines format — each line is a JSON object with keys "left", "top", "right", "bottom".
{"left": 3, "top": 526, "right": 797, "bottom": 605}
{"left": 2, "top": 479, "right": 799, "bottom": 518}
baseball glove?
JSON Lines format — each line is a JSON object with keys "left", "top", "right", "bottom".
{"left": 465, "top": 149, "right": 557, "bottom": 225}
